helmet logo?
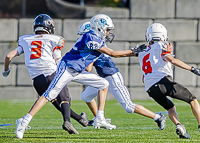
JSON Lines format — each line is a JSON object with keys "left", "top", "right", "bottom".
{"left": 99, "top": 18, "right": 109, "bottom": 27}
{"left": 84, "top": 24, "right": 90, "bottom": 31}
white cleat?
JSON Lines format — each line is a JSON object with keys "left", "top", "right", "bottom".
{"left": 17, "top": 118, "right": 31, "bottom": 130}
{"left": 15, "top": 118, "right": 27, "bottom": 139}
{"left": 105, "top": 118, "right": 111, "bottom": 124}
{"left": 93, "top": 118, "right": 116, "bottom": 130}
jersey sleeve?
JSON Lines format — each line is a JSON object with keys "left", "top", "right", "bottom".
{"left": 15, "top": 46, "right": 24, "bottom": 55}
{"left": 84, "top": 34, "right": 104, "bottom": 50}
{"left": 53, "top": 37, "right": 65, "bottom": 52}
{"left": 161, "top": 42, "right": 173, "bottom": 59}
{"left": 17, "top": 36, "right": 25, "bottom": 55}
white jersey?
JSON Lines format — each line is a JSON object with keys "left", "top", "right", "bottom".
{"left": 138, "top": 41, "right": 173, "bottom": 91}
{"left": 16, "top": 34, "right": 65, "bottom": 79}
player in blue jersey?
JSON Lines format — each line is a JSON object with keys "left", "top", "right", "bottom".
{"left": 78, "top": 21, "right": 167, "bottom": 130}
{"left": 15, "top": 13, "right": 140, "bottom": 139}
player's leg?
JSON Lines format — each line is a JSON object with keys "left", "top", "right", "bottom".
{"left": 81, "top": 86, "right": 111, "bottom": 126}
{"left": 169, "top": 78, "right": 200, "bottom": 133}
{"left": 106, "top": 72, "right": 166, "bottom": 130}
{"left": 33, "top": 72, "right": 86, "bottom": 128}
{"left": 86, "top": 100, "right": 98, "bottom": 117}
{"left": 149, "top": 76, "right": 190, "bottom": 139}
{"left": 15, "top": 62, "right": 75, "bottom": 139}
{"left": 57, "top": 85, "right": 88, "bottom": 128}
{"left": 74, "top": 71, "right": 116, "bottom": 130}
{"left": 190, "top": 99, "right": 200, "bottom": 129}
{"left": 81, "top": 86, "right": 98, "bottom": 117}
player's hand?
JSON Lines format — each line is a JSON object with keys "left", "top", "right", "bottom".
{"left": 2, "top": 68, "right": 11, "bottom": 77}
{"left": 131, "top": 44, "right": 147, "bottom": 56}
{"left": 191, "top": 67, "right": 200, "bottom": 76}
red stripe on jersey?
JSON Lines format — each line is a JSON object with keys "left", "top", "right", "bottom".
{"left": 161, "top": 43, "right": 172, "bottom": 58}
{"left": 53, "top": 38, "right": 65, "bottom": 52}
{"left": 53, "top": 46, "right": 62, "bottom": 52}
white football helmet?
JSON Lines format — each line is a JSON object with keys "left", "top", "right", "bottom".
{"left": 145, "top": 23, "right": 168, "bottom": 44}
{"left": 77, "top": 21, "right": 90, "bottom": 35}
{"left": 90, "top": 14, "right": 115, "bottom": 38}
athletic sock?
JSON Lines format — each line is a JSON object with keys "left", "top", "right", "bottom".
{"left": 23, "top": 113, "right": 33, "bottom": 125}
{"left": 61, "top": 103, "right": 70, "bottom": 122}
{"left": 96, "top": 110, "right": 104, "bottom": 120}
{"left": 154, "top": 114, "right": 161, "bottom": 121}
{"left": 70, "top": 109, "right": 82, "bottom": 121}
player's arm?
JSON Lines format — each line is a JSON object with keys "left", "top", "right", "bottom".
{"left": 52, "top": 49, "right": 62, "bottom": 66}
{"left": 164, "top": 55, "right": 191, "bottom": 70}
{"left": 52, "top": 37, "right": 65, "bottom": 66}
{"left": 161, "top": 42, "right": 191, "bottom": 70}
{"left": 97, "top": 44, "right": 146, "bottom": 57}
{"left": 3, "top": 49, "right": 20, "bottom": 77}
{"left": 164, "top": 55, "right": 200, "bottom": 76}
{"left": 97, "top": 46, "right": 135, "bottom": 57}
{"left": 85, "top": 62, "right": 94, "bottom": 72}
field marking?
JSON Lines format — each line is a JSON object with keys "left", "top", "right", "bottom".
{"left": 0, "top": 124, "right": 13, "bottom": 127}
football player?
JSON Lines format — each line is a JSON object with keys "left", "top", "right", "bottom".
{"left": 78, "top": 21, "right": 167, "bottom": 130}
{"left": 137, "top": 23, "right": 200, "bottom": 139}
{"left": 2, "top": 14, "right": 87, "bottom": 138}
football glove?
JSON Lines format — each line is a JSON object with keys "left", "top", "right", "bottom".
{"left": 2, "top": 67, "right": 11, "bottom": 77}
{"left": 131, "top": 44, "right": 147, "bottom": 56}
{"left": 191, "top": 67, "right": 200, "bottom": 76}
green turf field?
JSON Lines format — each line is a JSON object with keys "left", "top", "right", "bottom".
{"left": 0, "top": 99, "right": 200, "bottom": 142}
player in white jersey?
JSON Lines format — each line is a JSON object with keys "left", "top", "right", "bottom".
{"left": 2, "top": 14, "right": 88, "bottom": 137}
{"left": 78, "top": 21, "right": 167, "bottom": 130}
{"left": 137, "top": 23, "right": 200, "bottom": 139}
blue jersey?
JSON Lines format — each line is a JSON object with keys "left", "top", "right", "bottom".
{"left": 94, "top": 54, "right": 119, "bottom": 77}
{"left": 62, "top": 31, "right": 104, "bottom": 72}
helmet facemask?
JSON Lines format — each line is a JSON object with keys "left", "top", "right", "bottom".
{"left": 105, "top": 31, "right": 115, "bottom": 43}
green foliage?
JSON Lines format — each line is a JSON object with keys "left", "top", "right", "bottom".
{"left": 0, "top": 99, "right": 200, "bottom": 142}
{"left": 98, "top": 0, "right": 123, "bottom": 7}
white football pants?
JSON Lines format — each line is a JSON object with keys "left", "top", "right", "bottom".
{"left": 42, "top": 61, "right": 109, "bottom": 101}
{"left": 81, "top": 72, "right": 136, "bottom": 113}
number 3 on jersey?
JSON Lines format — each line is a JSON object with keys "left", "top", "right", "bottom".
{"left": 30, "top": 41, "right": 42, "bottom": 59}
{"left": 142, "top": 53, "right": 152, "bottom": 74}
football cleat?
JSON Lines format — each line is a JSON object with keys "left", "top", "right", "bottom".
{"left": 62, "top": 120, "right": 79, "bottom": 134}
{"left": 15, "top": 118, "right": 27, "bottom": 139}
{"left": 93, "top": 118, "right": 116, "bottom": 130}
{"left": 88, "top": 118, "right": 111, "bottom": 126}
{"left": 155, "top": 114, "right": 166, "bottom": 130}
{"left": 78, "top": 112, "right": 88, "bottom": 127}
{"left": 176, "top": 124, "right": 191, "bottom": 139}
{"left": 198, "top": 125, "right": 200, "bottom": 132}
{"left": 88, "top": 119, "right": 95, "bottom": 126}
{"left": 105, "top": 118, "right": 111, "bottom": 124}
{"left": 17, "top": 118, "right": 31, "bottom": 130}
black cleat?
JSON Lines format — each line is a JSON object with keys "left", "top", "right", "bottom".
{"left": 88, "top": 119, "right": 94, "bottom": 126}
{"left": 198, "top": 125, "right": 200, "bottom": 132}
{"left": 176, "top": 124, "right": 190, "bottom": 139}
{"left": 62, "top": 121, "right": 79, "bottom": 134}
{"left": 78, "top": 112, "right": 88, "bottom": 127}
{"left": 155, "top": 114, "right": 166, "bottom": 130}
